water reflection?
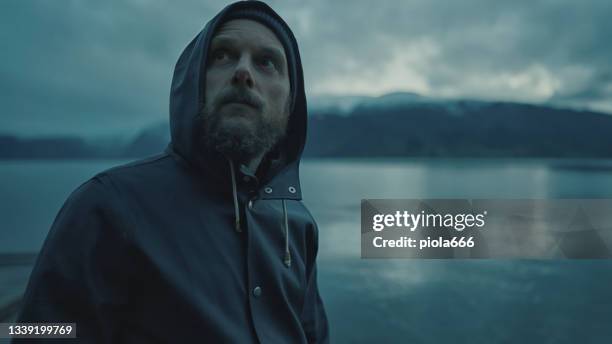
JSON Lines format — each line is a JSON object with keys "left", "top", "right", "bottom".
{"left": 300, "top": 158, "right": 612, "bottom": 342}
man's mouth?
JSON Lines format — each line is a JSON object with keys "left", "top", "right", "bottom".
{"left": 225, "top": 100, "right": 257, "bottom": 109}
{"left": 219, "top": 91, "right": 263, "bottom": 111}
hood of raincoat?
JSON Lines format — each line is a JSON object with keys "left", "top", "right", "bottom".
{"left": 168, "top": 0, "right": 307, "bottom": 196}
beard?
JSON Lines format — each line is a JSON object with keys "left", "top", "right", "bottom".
{"left": 196, "top": 89, "right": 290, "bottom": 164}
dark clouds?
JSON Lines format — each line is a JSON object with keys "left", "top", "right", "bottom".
{"left": 286, "top": 0, "right": 612, "bottom": 107}
{"left": 2, "top": 0, "right": 611, "bottom": 136}
{"left": 1, "top": 0, "right": 223, "bottom": 136}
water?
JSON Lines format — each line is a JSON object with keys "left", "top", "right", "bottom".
{"left": 2, "top": 158, "right": 612, "bottom": 342}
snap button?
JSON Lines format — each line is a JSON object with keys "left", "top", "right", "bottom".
{"left": 288, "top": 186, "right": 296, "bottom": 193}
{"left": 252, "top": 286, "right": 262, "bottom": 297}
{"left": 264, "top": 187, "right": 273, "bottom": 194}
{"left": 248, "top": 199, "right": 254, "bottom": 210}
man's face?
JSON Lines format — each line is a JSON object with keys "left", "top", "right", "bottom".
{"left": 200, "top": 19, "right": 291, "bottom": 163}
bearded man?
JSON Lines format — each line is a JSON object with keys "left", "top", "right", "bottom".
{"left": 15, "top": 1, "right": 329, "bottom": 343}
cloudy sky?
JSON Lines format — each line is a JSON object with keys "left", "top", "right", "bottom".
{"left": 2, "top": 0, "right": 612, "bottom": 137}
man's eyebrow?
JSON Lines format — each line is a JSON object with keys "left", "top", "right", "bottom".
{"left": 210, "top": 37, "right": 238, "bottom": 48}
{"left": 210, "top": 37, "right": 285, "bottom": 59}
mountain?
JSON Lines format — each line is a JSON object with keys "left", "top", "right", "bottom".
{"left": 309, "top": 94, "right": 372, "bottom": 114}
{"left": 304, "top": 100, "right": 612, "bottom": 158}
{"left": 0, "top": 135, "right": 99, "bottom": 159}
{"left": 2, "top": 94, "right": 612, "bottom": 159}
{"left": 310, "top": 92, "right": 432, "bottom": 114}
{"left": 122, "top": 121, "right": 170, "bottom": 157}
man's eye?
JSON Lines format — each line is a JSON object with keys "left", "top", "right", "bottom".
{"left": 212, "top": 50, "right": 229, "bottom": 62}
{"left": 259, "top": 57, "right": 277, "bottom": 70}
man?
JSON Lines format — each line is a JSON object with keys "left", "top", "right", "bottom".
{"left": 15, "top": 1, "right": 329, "bottom": 343}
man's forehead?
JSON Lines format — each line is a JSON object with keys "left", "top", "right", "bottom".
{"left": 212, "top": 19, "right": 285, "bottom": 52}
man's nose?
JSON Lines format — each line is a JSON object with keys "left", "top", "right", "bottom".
{"left": 232, "top": 56, "right": 254, "bottom": 88}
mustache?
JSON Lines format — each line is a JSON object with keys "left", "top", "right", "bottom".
{"left": 216, "top": 88, "right": 263, "bottom": 110}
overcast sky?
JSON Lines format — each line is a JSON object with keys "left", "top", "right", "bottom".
{"left": 2, "top": 0, "right": 612, "bottom": 137}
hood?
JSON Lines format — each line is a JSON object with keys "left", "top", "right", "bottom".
{"left": 168, "top": 0, "right": 307, "bottom": 197}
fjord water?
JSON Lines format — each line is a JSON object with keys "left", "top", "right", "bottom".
{"left": 2, "top": 158, "right": 612, "bottom": 342}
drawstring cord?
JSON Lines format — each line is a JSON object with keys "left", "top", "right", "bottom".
{"left": 227, "top": 157, "right": 291, "bottom": 267}
{"left": 227, "top": 159, "right": 241, "bottom": 233}
{"left": 282, "top": 200, "right": 291, "bottom": 268}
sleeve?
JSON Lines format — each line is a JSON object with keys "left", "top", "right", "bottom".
{"left": 300, "top": 222, "right": 330, "bottom": 344}
{"left": 13, "top": 176, "right": 136, "bottom": 343}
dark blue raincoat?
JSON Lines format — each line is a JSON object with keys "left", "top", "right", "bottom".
{"left": 15, "top": 1, "right": 329, "bottom": 342}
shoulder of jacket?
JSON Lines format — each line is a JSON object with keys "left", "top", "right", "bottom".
{"left": 60, "top": 153, "right": 174, "bottom": 210}
{"left": 99, "top": 152, "right": 172, "bottom": 176}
